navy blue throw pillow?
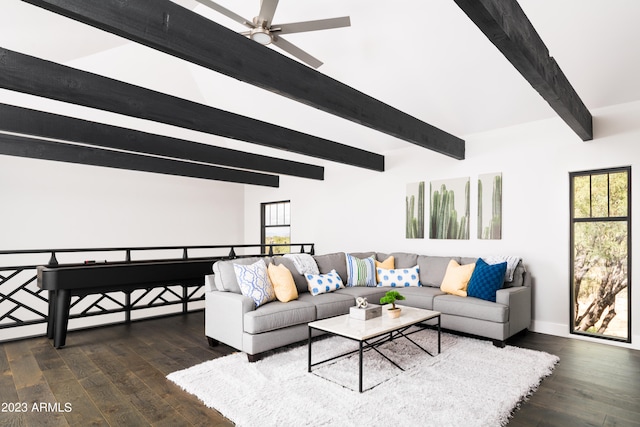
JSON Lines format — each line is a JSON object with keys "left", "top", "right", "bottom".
{"left": 466, "top": 258, "right": 507, "bottom": 302}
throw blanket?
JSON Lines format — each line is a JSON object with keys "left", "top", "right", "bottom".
{"left": 283, "top": 253, "right": 319, "bottom": 276}
{"left": 483, "top": 255, "right": 522, "bottom": 282}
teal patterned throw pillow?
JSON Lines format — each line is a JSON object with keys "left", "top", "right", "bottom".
{"left": 466, "top": 258, "right": 507, "bottom": 302}
{"left": 234, "top": 259, "right": 276, "bottom": 308}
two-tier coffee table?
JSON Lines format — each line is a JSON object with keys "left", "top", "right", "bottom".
{"left": 308, "top": 305, "right": 441, "bottom": 392}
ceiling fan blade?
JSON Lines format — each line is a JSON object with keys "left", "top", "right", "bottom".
{"left": 192, "top": 0, "right": 254, "bottom": 28}
{"left": 274, "top": 16, "right": 351, "bottom": 35}
{"left": 272, "top": 36, "right": 323, "bottom": 68}
{"left": 258, "top": 0, "right": 279, "bottom": 24}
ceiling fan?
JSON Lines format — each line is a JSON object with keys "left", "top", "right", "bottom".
{"left": 193, "top": 0, "right": 351, "bottom": 68}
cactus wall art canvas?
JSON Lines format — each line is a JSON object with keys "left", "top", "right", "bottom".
{"left": 429, "top": 177, "right": 470, "bottom": 239}
{"left": 406, "top": 181, "right": 425, "bottom": 238}
{"left": 478, "top": 172, "right": 502, "bottom": 239}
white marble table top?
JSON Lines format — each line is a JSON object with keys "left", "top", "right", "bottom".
{"left": 308, "top": 304, "right": 440, "bottom": 341}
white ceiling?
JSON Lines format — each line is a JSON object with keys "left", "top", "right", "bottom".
{"left": 2, "top": 0, "right": 640, "bottom": 158}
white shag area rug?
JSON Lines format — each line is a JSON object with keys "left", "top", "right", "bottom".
{"left": 168, "top": 329, "right": 558, "bottom": 427}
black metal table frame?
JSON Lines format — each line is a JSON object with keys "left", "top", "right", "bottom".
{"left": 308, "top": 315, "right": 441, "bottom": 392}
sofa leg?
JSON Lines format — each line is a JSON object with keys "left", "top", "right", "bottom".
{"left": 207, "top": 337, "right": 219, "bottom": 347}
{"left": 492, "top": 339, "right": 506, "bottom": 348}
{"left": 247, "top": 353, "right": 263, "bottom": 363}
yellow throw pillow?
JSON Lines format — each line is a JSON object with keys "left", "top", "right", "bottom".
{"left": 440, "top": 259, "right": 475, "bottom": 297}
{"left": 267, "top": 263, "right": 298, "bottom": 302}
{"left": 375, "top": 256, "right": 395, "bottom": 283}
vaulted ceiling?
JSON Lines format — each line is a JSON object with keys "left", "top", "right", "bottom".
{"left": 1, "top": 0, "right": 639, "bottom": 185}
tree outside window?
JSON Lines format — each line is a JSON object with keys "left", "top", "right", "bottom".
{"left": 570, "top": 167, "right": 631, "bottom": 342}
{"left": 261, "top": 201, "right": 291, "bottom": 254}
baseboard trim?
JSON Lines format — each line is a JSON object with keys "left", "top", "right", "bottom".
{"left": 531, "top": 320, "right": 640, "bottom": 350}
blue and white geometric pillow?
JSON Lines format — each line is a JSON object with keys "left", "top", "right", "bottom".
{"left": 346, "top": 254, "right": 377, "bottom": 287}
{"left": 305, "top": 269, "right": 344, "bottom": 296}
{"left": 377, "top": 265, "right": 421, "bottom": 287}
{"left": 233, "top": 259, "right": 276, "bottom": 308}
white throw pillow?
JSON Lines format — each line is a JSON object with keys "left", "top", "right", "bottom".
{"left": 377, "top": 266, "right": 421, "bottom": 287}
{"left": 305, "top": 269, "right": 344, "bottom": 296}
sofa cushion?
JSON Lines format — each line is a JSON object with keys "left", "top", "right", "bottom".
{"left": 390, "top": 252, "right": 419, "bottom": 268}
{"left": 244, "top": 300, "right": 316, "bottom": 334}
{"left": 388, "top": 286, "right": 444, "bottom": 310}
{"left": 503, "top": 263, "right": 526, "bottom": 288}
{"left": 418, "top": 256, "right": 461, "bottom": 287}
{"left": 305, "top": 270, "right": 345, "bottom": 296}
{"left": 433, "top": 294, "right": 509, "bottom": 323}
{"left": 467, "top": 258, "right": 507, "bottom": 302}
{"left": 234, "top": 259, "right": 276, "bottom": 308}
{"left": 377, "top": 266, "right": 421, "bottom": 287}
{"left": 460, "top": 257, "right": 478, "bottom": 266}
{"left": 336, "top": 286, "right": 388, "bottom": 303}
{"left": 349, "top": 251, "right": 376, "bottom": 260}
{"left": 313, "top": 252, "right": 347, "bottom": 284}
{"left": 213, "top": 256, "right": 270, "bottom": 293}
{"left": 297, "top": 292, "right": 355, "bottom": 319}
{"left": 267, "top": 263, "right": 298, "bottom": 303}
{"left": 273, "top": 256, "right": 308, "bottom": 294}
{"left": 346, "top": 254, "right": 376, "bottom": 287}
{"left": 440, "top": 260, "right": 475, "bottom": 297}
{"left": 375, "top": 255, "right": 394, "bottom": 282}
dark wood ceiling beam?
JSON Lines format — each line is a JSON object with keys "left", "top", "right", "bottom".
{"left": 20, "top": 0, "right": 465, "bottom": 159}
{"left": 0, "top": 103, "right": 324, "bottom": 180}
{"left": 0, "top": 133, "right": 279, "bottom": 187}
{"left": 454, "top": 0, "right": 593, "bottom": 141}
{"left": 0, "top": 48, "right": 383, "bottom": 172}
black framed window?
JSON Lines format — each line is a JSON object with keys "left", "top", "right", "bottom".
{"left": 570, "top": 167, "right": 631, "bottom": 342}
{"left": 261, "top": 201, "right": 291, "bottom": 254}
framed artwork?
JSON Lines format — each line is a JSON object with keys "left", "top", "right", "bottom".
{"left": 406, "top": 181, "right": 425, "bottom": 238}
{"left": 430, "top": 177, "right": 470, "bottom": 239}
{"left": 478, "top": 173, "right": 502, "bottom": 239}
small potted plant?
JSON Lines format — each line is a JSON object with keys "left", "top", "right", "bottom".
{"left": 380, "top": 290, "right": 405, "bottom": 318}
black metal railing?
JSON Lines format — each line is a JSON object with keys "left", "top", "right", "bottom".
{"left": 0, "top": 243, "right": 314, "bottom": 342}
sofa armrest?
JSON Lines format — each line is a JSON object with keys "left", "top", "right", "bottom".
{"left": 496, "top": 286, "right": 531, "bottom": 336}
{"left": 205, "top": 290, "right": 255, "bottom": 351}
{"left": 205, "top": 274, "right": 217, "bottom": 292}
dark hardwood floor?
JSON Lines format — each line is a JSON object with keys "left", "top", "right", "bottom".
{"left": 1, "top": 312, "right": 639, "bottom": 426}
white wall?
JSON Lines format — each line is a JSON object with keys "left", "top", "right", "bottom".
{"left": 244, "top": 100, "right": 640, "bottom": 349}
{"left": 0, "top": 155, "right": 245, "bottom": 251}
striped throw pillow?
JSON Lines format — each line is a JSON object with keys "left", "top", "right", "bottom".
{"left": 346, "top": 254, "right": 377, "bottom": 287}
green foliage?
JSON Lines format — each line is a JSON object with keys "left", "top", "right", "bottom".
{"left": 430, "top": 182, "right": 469, "bottom": 239}
{"left": 406, "top": 182, "right": 424, "bottom": 238}
{"left": 265, "top": 236, "right": 290, "bottom": 254}
{"left": 417, "top": 181, "right": 424, "bottom": 237}
{"left": 572, "top": 170, "right": 629, "bottom": 338}
{"left": 479, "top": 175, "right": 502, "bottom": 239}
{"left": 380, "top": 290, "right": 406, "bottom": 310}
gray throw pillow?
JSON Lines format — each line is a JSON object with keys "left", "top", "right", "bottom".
{"left": 212, "top": 257, "right": 270, "bottom": 293}
{"left": 313, "top": 252, "right": 347, "bottom": 284}
{"left": 272, "top": 256, "right": 309, "bottom": 294}
{"left": 417, "top": 255, "right": 461, "bottom": 287}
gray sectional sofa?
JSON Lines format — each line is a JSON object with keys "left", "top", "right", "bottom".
{"left": 204, "top": 251, "right": 531, "bottom": 361}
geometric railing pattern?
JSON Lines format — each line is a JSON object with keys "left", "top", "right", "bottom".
{"left": 0, "top": 243, "right": 314, "bottom": 342}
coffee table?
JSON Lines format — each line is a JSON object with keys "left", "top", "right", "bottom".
{"left": 307, "top": 305, "right": 441, "bottom": 392}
